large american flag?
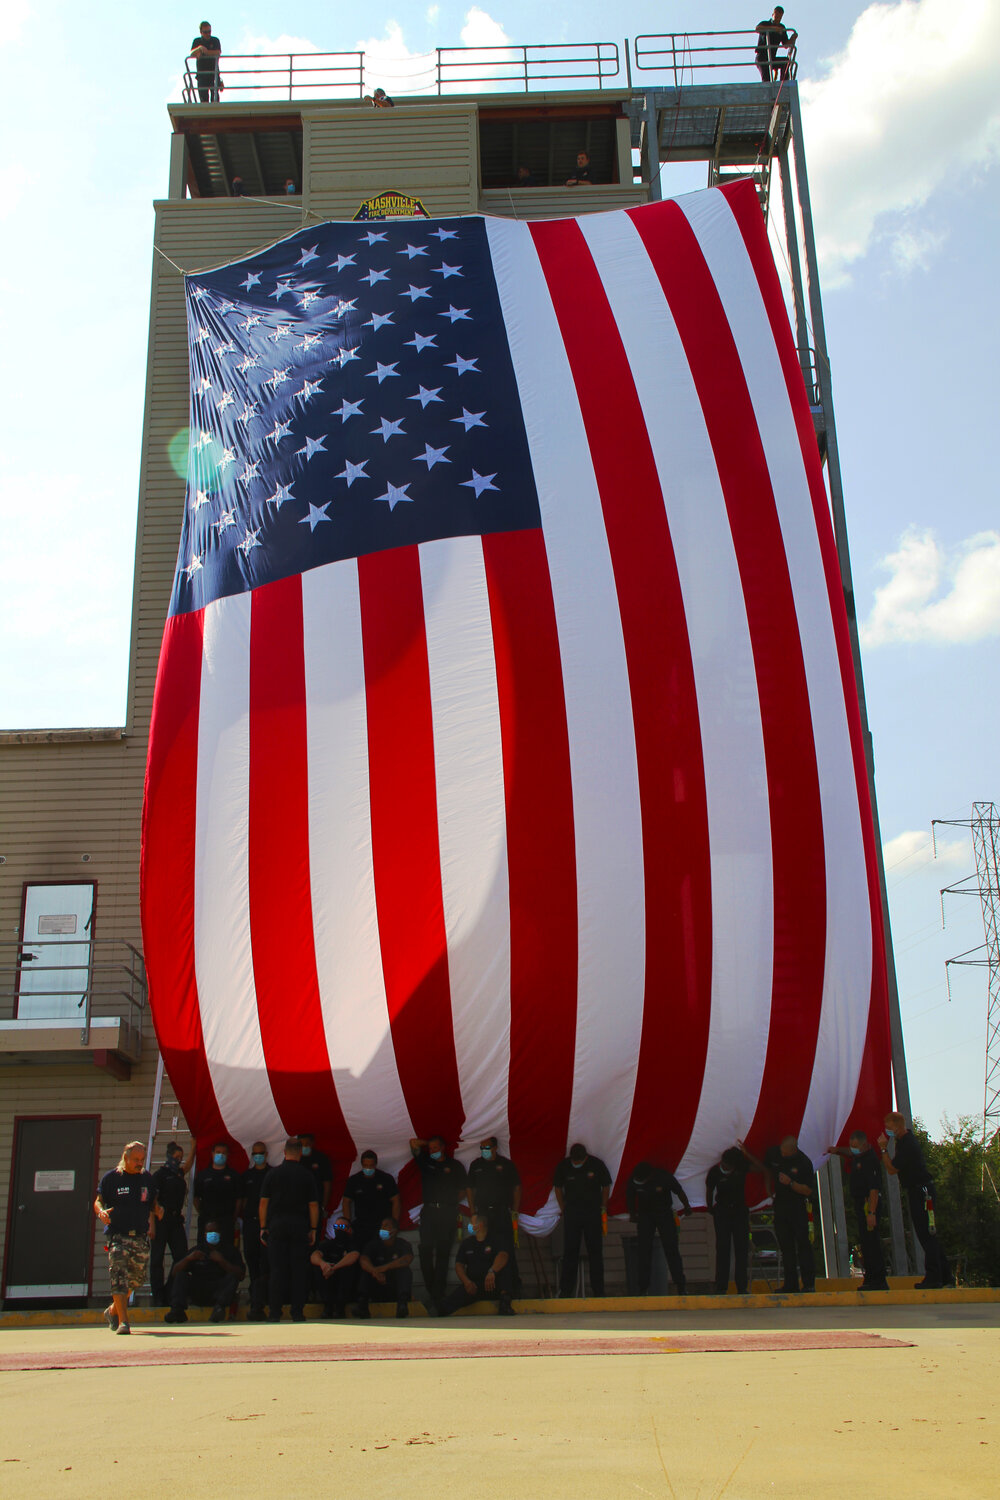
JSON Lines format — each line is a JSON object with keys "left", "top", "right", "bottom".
{"left": 141, "top": 182, "right": 890, "bottom": 1222}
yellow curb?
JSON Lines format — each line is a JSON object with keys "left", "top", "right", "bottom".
{"left": 1, "top": 1286, "right": 997, "bottom": 1329}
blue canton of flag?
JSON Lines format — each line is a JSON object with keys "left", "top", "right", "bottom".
{"left": 173, "top": 217, "right": 541, "bottom": 616}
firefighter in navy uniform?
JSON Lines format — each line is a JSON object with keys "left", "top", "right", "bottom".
{"left": 356, "top": 1217, "right": 414, "bottom": 1318}
{"left": 309, "top": 1214, "right": 360, "bottom": 1317}
{"left": 193, "top": 1141, "right": 242, "bottom": 1251}
{"left": 241, "top": 1140, "right": 271, "bottom": 1319}
{"left": 553, "top": 1143, "right": 612, "bottom": 1297}
{"left": 342, "top": 1150, "right": 401, "bottom": 1251}
{"left": 298, "top": 1133, "right": 334, "bottom": 1217}
{"left": 879, "top": 1111, "right": 952, "bottom": 1288}
{"left": 763, "top": 1135, "right": 816, "bottom": 1292}
{"left": 626, "top": 1160, "right": 692, "bottom": 1295}
{"left": 706, "top": 1145, "right": 754, "bottom": 1293}
{"left": 150, "top": 1138, "right": 194, "bottom": 1305}
{"left": 467, "top": 1136, "right": 522, "bottom": 1285}
{"left": 410, "top": 1135, "right": 468, "bottom": 1313}
{"left": 258, "top": 1137, "right": 319, "bottom": 1322}
{"left": 165, "top": 1220, "right": 244, "bottom": 1323}
{"left": 440, "top": 1213, "right": 515, "bottom": 1316}
{"left": 829, "top": 1131, "right": 889, "bottom": 1290}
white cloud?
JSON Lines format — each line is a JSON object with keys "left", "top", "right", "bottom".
{"left": 238, "top": 32, "right": 321, "bottom": 55}
{"left": 883, "top": 829, "right": 967, "bottom": 874}
{"left": 461, "top": 7, "right": 510, "bottom": 48}
{"left": 801, "top": 0, "right": 1000, "bottom": 284}
{"left": 861, "top": 529, "right": 1000, "bottom": 646}
{"left": 427, "top": 5, "right": 441, "bottom": 22}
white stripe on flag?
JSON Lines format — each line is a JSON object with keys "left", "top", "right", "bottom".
{"left": 302, "top": 559, "right": 415, "bottom": 1170}
{"left": 577, "top": 209, "right": 774, "bottom": 1191}
{"left": 420, "top": 534, "right": 512, "bottom": 1149}
{"left": 195, "top": 594, "right": 286, "bottom": 1153}
{"left": 486, "top": 216, "right": 646, "bottom": 1185}
{"left": 682, "top": 189, "right": 873, "bottom": 1163}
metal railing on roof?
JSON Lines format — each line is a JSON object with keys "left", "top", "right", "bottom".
{"left": 633, "top": 30, "right": 797, "bottom": 87}
{"left": 180, "top": 33, "right": 794, "bottom": 105}
{"left": 0, "top": 938, "right": 146, "bottom": 1047}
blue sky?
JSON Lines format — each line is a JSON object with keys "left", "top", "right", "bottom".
{"left": 1, "top": 0, "right": 997, "bottom": 1136}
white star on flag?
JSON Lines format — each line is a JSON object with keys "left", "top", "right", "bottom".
{"left": 373, "top": 482, "right": 413, "bottom": 511}
{"left": 415, "top": 443, "right": 451, "bottom": 469}
{"left": 336, "top": 459, "right": 369, "bottom": 487}
{"left": 461, "top": 471, "right": 499, "bottom": 497}
{"left": 453, "top": 409, "right": 487, "bottom": 431}
{"left": 300, "top": 501, "right": 331, "bottom": 531}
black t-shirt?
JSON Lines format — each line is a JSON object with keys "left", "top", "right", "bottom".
{"left": 362, "top": 1233, "right": 413, "bottom": 1270}
{"left": 194, "top": 1165, "right": 241, "bottom": 1221}
{"left": 186, "top": 1245, "right": 244, "bottom": 1295}
{"left": 456, "top": 1233, "right": 504, "bottom": 1283}
{"left": 705, "top": 1158, "right": 750, "bottom": 1215}
{"left": 765, "top": 1147, "right": 815, "bottom": 1209}
{"left": 151, "top": 1163, "right": 187, "bottom": 1218}
{"left": 241, "top": 1165, "right": 269, "bottom": 1220}
{"left": 301, "top": 1148, "right": 333, "bottom": 1201}
{"left": 627, "top": 1166, "right": 685, "bottom": 1217}
{"left": 890, "top": 1132, "right": 933, "bottom": 1192}
{"left": 467, "top": 1155, "right": 520, "bottom": 1214}
{"left": 756, "top": 20, "right": 790, "bottom": 57}
{"left": 413, "top": 1150, "right": 467, "bottom": 1210}
{"left": 343, "top": 1167, "right": 398, "bottom": 1230}
{"left": 553, "top": 1155, "right": 612, "bottom": 1211}
{"left": 260, "top": 1160, "right": 318, "bottom": 1222}
{"left": 844, "top": 1148, "right": 882, "bottom": 1207}
{"left": 99, "top": 1168, "right": 157, "bottom": 1235}
{"left": 316, "top": 1229, "right": 356, "bottom": 1266}
{"left": 191, "top": 34, "right": 221, "bottom": 71}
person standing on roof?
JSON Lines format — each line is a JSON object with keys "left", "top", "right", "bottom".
{"left": 188, "top": 21, "right": 222, "bottom": 103}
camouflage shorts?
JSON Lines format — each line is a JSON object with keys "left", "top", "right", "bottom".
{"left": 108, "top": 1233, "right": 150, "bottom": 1294}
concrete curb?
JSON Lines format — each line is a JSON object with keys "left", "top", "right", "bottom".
{"left": 2, "top": 1284, "right": 996, "bottom": 1328}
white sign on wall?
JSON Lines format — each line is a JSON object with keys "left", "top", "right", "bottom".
{"left": 34, "top": 1170, "right": 76, "bottom": 1193}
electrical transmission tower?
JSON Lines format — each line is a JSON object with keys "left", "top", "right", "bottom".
{"left": 933, "top": 803, "right": 1000, "bottom": 1187}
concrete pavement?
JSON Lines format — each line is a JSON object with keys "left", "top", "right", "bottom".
{"left": 1, "top": 1300, "right": 997, "bottom": 1497}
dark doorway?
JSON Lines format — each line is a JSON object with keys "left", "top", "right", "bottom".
{"left": 3, "top": 1116, "right": 99, "bottom": 1302}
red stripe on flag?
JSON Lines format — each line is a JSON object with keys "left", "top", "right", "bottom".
{"left": 482, "top": 529, "right": 578, "bottom": 1213}
{"left": 358, "top": 544, "right": 464, "bottom": 1145}
{"left": 629, "top": 199, "right": 828, "bottom": 1154}
{"left": 720, "top": 181, "right": 891, "bottom": 1129}
{"left": 141, "top": 611, "right": 230, "bottom": 1152}
{"left": 529, "top": 218, "right": 713, "bottom": 1195}
{"left": 247, "top": 574, "right": 355, "bottom": 1171}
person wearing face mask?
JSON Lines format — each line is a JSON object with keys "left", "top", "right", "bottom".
{"left": 342, "top": 1150, "right": 401, "bottom": 1251}
{"left": 828, "top": 1130, "right": 889, "bottom": 1291}
{"left": 241, "top": 1140, "right": 271, "bottom": 1320}
{"left": 626, "top": 1160, "right": 692, "bottom": 1296}
{"left": 193, "top": 1140, "right": 242, "bottom": 1251}
{"left": 878, "top": 1111, "right": 952, "bottom": 1289}
{"left": 310, "top": 1214, "right": 360, "bottom": 1317}
{"left": 258, "top": 1137, "right": 320, "bottom": 1322}
{"left": 440, "top": 1212, "right": 515, "bottom": 1316}
{"left": 553, "top": 1143, "right": 612, "bottom": 1297}
{"left": 164, "top": 1219, "right": 245, "bottom": 1324}
{"left": 467, "top": 1137, "right": 522, "bottom": 1282}
{"left": 763, "top": 1135, "right": 817, "bottom": 1293}
{"left": 297, "top": 1133, "right": 334, "bottom": 1216}
{"left": 409, "top": 1135, "right": 468, "bottom": 1314}
{"left": 356, "top": 1216, "right": 414, "bottom": 1318}
{"left": 705, "top": 1143, "right": 757, "bottom": 1294}
{"left": 150, "top": 1137, "right": 195, "bottom": 1306}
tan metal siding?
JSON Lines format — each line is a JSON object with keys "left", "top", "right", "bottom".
{"left": 304, "top": 105, "right": 479, "bottom": 219}
{"left": 479, "top": 185, "right": 647, "bottom": 219}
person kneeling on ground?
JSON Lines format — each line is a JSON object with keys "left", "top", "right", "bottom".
{"left": 440, "top": 1213, "right": 515, "bottom": 1317}
{"left": 165, "top": 1220, "right": 244, "bottom": 1323}
{"left": 310, "top": 1214, "right": 360, "bottom": 1317}
{"left": 356, "top": 1216, "right": 414, "bottom": 1319}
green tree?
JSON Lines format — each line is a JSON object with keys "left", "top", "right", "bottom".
{"left": 912, "top": 1116, "right": 1000, "bottom": 1286}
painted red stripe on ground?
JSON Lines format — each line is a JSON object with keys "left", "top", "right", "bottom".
{"left": 629, "top": 199, "right": 828, "bottom": 1155}
{"left": 482, "top": 529, "right": 578, "bottom": 1213}
{"left": 141, "top": 611, "right": 229, "bottom": 1152}
{"left": 529, "top": 219, "right": 713, "bottom": 1197}
{"left": 358, "top": 545, "right": 463, "bottom": 1145}
{"left": 720, "top": 182, "right": 891, "bottom": 1135}
{"left": 247, "top": 574, "right": 355, "bottom": 1176}
{"left": 0, "top": 1330, "right": 911, "bottom": 1371}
